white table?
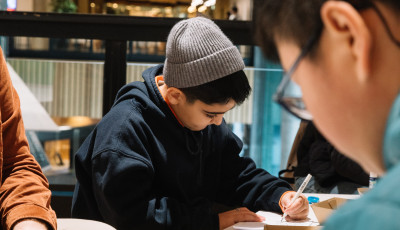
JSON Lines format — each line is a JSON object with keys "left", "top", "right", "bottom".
{"left": 304, "top": 193, "right": 359, "bottom": 202}
{"left": 57, "top": 218, "right": 116, "bottom": 230}
{"left": 224, "top": 193, "right": 360, "bottom": 230}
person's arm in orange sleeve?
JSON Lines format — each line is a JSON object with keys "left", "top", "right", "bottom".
{"left": 0, "top": 46, "right": 57, "bottom": 230}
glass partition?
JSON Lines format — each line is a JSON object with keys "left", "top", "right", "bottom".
{"left": 8, "top": 58, "right": 104, "bottom": 173}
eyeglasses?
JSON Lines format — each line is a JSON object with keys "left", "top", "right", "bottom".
{"left": 273, "top": 30, "right": 320, "bottom": 121}
{"left": 273, "top": 1, "right": 400, "bottom": 121}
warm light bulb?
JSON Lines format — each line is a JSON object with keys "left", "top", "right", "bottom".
{"left": 204, "top": 0, "right": 215, "bottom": 7}
{"left": 191, "top": 0, "right": 203, "bottom": 7}
{"left": 198, "top": 5, "right": 207, "bottom": 12}
{"left": 188, "top": 5, "right": 197, "bottom": 13}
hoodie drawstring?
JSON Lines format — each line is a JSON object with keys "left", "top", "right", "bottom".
{"left": 185, "top": 130, "right": 204, "bottom": 187}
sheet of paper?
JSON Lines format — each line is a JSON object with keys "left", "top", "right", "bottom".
{"left": 232, "top": 211, "right": 319, "bottom": 230}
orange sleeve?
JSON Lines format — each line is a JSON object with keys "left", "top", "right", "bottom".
{"left": 0, "top": 46, "right": 57, "bottom": 229}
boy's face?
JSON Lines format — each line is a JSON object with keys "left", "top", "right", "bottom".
{"left": 175, "top": 98, "right": 236, "bottom": 131}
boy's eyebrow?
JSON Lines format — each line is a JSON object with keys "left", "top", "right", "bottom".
{"left": 203, "top": 105, "right": 236, "bottom": 115}
{"left": 203, "top": 110, "right": 226, "bottom": 115}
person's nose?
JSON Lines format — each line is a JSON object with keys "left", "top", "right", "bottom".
{"left": 212, "top": 115, "right": 223, "bottom": 126}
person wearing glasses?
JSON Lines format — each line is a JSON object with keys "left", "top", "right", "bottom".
{"left": 255, "top": 0, "right": 400, "bottom": 229}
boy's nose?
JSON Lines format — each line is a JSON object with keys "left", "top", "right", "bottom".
{"left": 212, "top": 116, "right": 223, "bottom": 126}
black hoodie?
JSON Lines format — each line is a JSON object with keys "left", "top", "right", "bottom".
{"left": 72, "top": 64, "right": 292, "bottom": 230}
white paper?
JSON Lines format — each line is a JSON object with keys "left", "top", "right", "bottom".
{"left": 233, "top": 211, "right": 319, "bottom": 230}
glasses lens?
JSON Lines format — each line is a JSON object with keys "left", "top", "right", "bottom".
{"left": 275, "top": 78, "right": 313, "bottom": 121}
{"left": 280, "top": 97, "right": 313, "bottom": 121}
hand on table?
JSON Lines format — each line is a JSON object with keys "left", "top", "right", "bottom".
{"left": 280, "top": 192, "right": 309, "bottom": 221}
{"left": 218, "top": 207, "right": 265, "bottom": 230}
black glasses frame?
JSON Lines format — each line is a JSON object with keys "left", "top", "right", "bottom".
{"left": 273, "top": 30, "right": 320, "bottom": 121}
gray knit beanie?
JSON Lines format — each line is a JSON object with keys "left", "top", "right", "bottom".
{"left": 164, "top": 17, "right": 245, "bottom": 88}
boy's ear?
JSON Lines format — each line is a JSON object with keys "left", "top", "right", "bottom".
{"left": 321, "top": 1, "right": 372, "bottom": 82}
{"left": 165, "top": 87, "right": 185, "bottom": 105}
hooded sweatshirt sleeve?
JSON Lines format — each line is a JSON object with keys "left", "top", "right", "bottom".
{"left": 215, "top": 127, "right": 292, "bottom": 213}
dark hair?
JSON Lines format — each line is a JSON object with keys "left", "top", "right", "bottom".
{"left": 254, "top": 0, "right": 400, "bottom": 63}
{"left": 179, "top": 70, "right": 251, "bottom": 105}
{"left": 232, "top": 6, "right": 238, "bottom": 13}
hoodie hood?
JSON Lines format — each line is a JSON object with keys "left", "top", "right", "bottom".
{"left": 112, "top": 64, "right": 183, "bottom": 128}
{"left": 113, "top": 64, "right": 164, "bottom": 108}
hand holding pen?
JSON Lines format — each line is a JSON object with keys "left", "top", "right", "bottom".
{"left": 280, "top": 174, "right": 312, "bottom": 222}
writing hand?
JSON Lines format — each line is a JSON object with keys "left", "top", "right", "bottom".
{"left": 280, "top": 192, "right": 309, "bottom": 221}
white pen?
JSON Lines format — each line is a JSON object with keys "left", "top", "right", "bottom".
{"left": 281, "top": 173, "right": 312, "bottom": 222}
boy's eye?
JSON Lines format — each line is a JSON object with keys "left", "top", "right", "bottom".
{"left": 206, "top": 114, "right": 217, "bottom": 119}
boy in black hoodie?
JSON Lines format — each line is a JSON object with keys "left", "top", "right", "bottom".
{"left": 72, "top": 17, "right": 309, "bottom": 230}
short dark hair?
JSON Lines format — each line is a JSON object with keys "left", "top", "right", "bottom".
{"left": 232, "top": 6, "right": 238, "bottom": 13}
{"left": 179, "top": 70, "right": 251, "bottom": 105}
{"left": 254, "top": 0, "right": 400, "bottom": 63}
